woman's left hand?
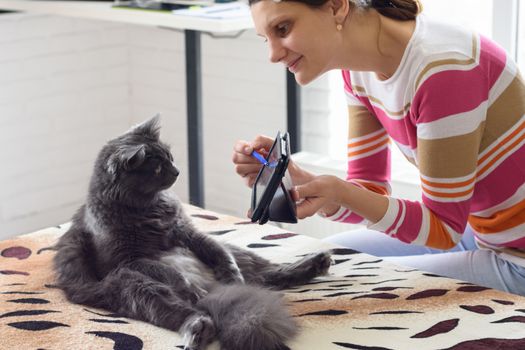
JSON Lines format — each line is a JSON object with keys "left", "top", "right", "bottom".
{"left": 291, "top": 175, "right": 342, "bottom": 219}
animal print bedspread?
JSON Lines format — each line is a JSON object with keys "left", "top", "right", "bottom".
{"left": 2, "top": 205, "right": 525, "bottom": 350}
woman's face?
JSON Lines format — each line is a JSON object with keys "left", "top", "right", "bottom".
{"left": 251, "top": 0, "right": 341, "bottom": 85}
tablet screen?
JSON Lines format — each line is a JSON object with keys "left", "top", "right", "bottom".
{"left": 254, "top": 138, "right": 281, "bottom": 207}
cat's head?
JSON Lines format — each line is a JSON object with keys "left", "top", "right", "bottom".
{"left": 91, "top": 115, "right": 179, "bottom": 204}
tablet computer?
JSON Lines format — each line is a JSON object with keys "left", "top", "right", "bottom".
{"left": 250, "top": 131, "right": 297, "bottom": 225}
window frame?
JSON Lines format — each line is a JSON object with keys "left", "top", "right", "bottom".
{"left": 492, "top": 0, "right": 520, "bottom": 62}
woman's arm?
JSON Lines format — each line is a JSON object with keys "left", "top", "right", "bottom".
{"left": 303, "top": 101, "right": 393, "bottom": 223}
{"left": 296, "top": 66, "right": 490, "bottom": 250}
{"left": 292, "top": 175, "right": 389, "bottom": 224}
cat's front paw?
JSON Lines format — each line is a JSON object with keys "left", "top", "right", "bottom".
{"left": 177, "top": 280, "right": 208, "bottom": 304}
{"left": 180, "top": 314, "right": 215, "bottom": 350}
{"left": 180, "top": 285, "right": 208, "bottom": 304}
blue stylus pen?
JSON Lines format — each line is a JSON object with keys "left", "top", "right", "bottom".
{"left": 251, "top": 150, "right": 268, "bottom": 166}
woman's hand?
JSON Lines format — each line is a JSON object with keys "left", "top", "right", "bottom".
{"left": 293, "top": 176, "right": 390, "bottom": 223}
{"left": 291, "top": 175, "right": 342, "bottom": 219}
{"left": 232, "top": 135, "right": 315, "bottom": 187}
{"left": 232, "top": 135, "right": 274, "bottom": 187}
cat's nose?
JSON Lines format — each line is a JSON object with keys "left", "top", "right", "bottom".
{"left": 172, "top": 164, "right": 180, "bottom": 177}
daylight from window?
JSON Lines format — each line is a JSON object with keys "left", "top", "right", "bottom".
{"left": 518, "top": 0, "right": 525, "bottom": 69}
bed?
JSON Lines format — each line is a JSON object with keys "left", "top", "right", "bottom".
{"left": 2, "top": 205, "right": 525, "bottom": 349}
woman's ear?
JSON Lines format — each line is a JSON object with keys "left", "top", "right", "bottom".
{"left": 326, "top": 0, "right": 351, "bottom": 22}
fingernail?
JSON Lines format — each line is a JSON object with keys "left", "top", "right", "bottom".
{"left": 244, "top": 146, "right": 252, "bottom": 154}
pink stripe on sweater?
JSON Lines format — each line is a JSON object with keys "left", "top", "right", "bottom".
{"left": 422, "top": 196, "right": 471, "bottom": 234}
{"left": 413, "top": 67, "right": 490, "bottom": 124}
{"left": 340, "top": 211, "right": 366, "bottom": 224}
{"left": 470, "top": 143, "right": 525, "bottom": 212}
{"left": 342, "top": 70, "right": 353, "bottom": 94}
{"left": 372, "top": 108, "right": 416, "bottom": 146}
{"left": 504, "top": 235, "right": 525, "bottom": 249}
{"left": 385, "top": 199, "right": 405, "bottom": 235}
{"left": 334, "top": 209, "right": 350, "bottom": 222}
{"left": 341, "top": 76, "right": 416, "bottom": 149}
{"left": 392, "top": 200, "right": 423, "bottom": 243}
{"left": 347, "top": 147, "right": 391, "bottom": 183}
{"left": 479, "top": 35, "right": 507, "bottom": 90}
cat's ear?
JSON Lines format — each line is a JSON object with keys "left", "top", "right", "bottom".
{"left": 130, "top": 114, "right": 161, "bottom": 140}
{"left": 107, "top": 144, "right": 146, "bottom": 175}
{"left": 123, "top": 144, "right": 147, "bottom": 170}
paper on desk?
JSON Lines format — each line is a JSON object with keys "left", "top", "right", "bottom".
{"left": 164, "top": 0, "right": 214, "bottom": 5}
{"left": 172, "top": 2, "right": 250, "bottom": 19}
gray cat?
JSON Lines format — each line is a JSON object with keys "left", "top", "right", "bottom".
{"left": 53, "top": 116, "right": 332, "bottom": 350}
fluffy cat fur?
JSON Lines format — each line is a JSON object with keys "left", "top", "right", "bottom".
{"left": 53, "top": 115, "right": 332, "bottom": 350}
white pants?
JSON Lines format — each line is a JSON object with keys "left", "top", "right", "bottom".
{"left": 324, "top": 227, "right": 525, "bottom": 296}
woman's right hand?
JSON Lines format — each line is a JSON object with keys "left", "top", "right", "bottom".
{"left": 232, "top": 134, "right": 316, "bottom": 189}
{"left": 232, "top": 135, "right": 274, "bottom": 187}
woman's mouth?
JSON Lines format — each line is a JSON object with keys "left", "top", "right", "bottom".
{"left": 287, "top": 56, "right": 302, "bottom": 73}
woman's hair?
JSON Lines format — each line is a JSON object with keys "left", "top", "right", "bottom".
{"left": 247, "top": 0, "right": 422, "bottom": 21}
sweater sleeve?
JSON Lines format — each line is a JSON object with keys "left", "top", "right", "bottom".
{"left": 324, "top": 71, "right": 392, "bottom": 224}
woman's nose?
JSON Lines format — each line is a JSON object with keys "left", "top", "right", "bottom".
{"left": 268, "top": 39, "right": 285, "bottom": 63}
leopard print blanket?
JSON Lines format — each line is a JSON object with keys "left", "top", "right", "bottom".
{"left": 2, "top": 205, "right": 525, "bottom": 350}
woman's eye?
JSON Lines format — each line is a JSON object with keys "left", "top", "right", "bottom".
{"left": 276, "top": 23, "right": 290, "bottom": 37}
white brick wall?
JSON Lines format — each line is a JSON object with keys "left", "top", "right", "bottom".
{"left": 126, "top": 25, "right": 189, "bottom": 201}
{"left": 201, "top": 30, "right": 288, "bottom": 216}
{"left": 0, "top": 12, "right": 334, "bottom": 240}
{"left": 0, "top": 13, "right": 132, "bottom": 239}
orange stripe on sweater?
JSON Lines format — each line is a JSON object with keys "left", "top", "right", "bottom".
{"left": 422, "top": 187, "right": 474, "bottom": 199}
{"left": 348, "top": 131, "right": 388, "bottom": 149}
{"left": 353, "top": 181, "right": 389, "bottom": 195}
{"left": 478, "top": 119, "right": 525, "bottom": 165}
{"left": 420, "top": 176, "right": 476, "bottom": 189}
{"left": 425, "top": 212, "right": 457, "bottom": 249}
{"left": 348, "top": 138, "right": 390, "bottom": 158}
{"left": 469, "top": 198, "right": 525, "bottom": 233}
{"left": 478, "top": 132, "right": 525, "bottom": 177}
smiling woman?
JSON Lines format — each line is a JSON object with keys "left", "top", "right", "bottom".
{"left": 250, "top": 0, "right": 341, "bottom": 85}
{"left": 250, "top": 0, "right": 421, "bottom": 86}
{"left": 232, "top": 0, "right": 525, "bottom": 296}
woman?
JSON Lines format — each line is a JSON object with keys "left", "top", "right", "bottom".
{"left": 232, "top": 0, "right": 525, "bottom": 296}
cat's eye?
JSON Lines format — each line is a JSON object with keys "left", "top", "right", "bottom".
{"left": 154, "top": 164, "right": 162, "bottom": 175}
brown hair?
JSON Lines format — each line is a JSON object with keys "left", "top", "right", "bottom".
{"left": 368, "top": 0, "right": 422, "bottom": 20}
{"left": 247, "top": 0, "right": 422, "bottom": 21}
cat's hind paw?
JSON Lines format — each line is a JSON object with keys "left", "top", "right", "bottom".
{"left": 180, "top": 314, "right": 215, "bottom": 350}
{"left": 309, "top": 251, "right": 332, "bottom": 276}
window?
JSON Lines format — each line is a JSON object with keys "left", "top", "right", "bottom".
{"left": 519, "top": 1, "right": 525, "bottom": 69}
{"left": 423, "top": 0, "right": 493, "bottom": 37}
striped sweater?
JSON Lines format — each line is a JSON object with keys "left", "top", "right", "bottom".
{"left": 326, "top": 14, "right": 525, "bottom": 264}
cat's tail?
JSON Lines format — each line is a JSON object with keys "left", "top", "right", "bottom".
{"left": 197, "top": 284, "right": 298, "bottom": 350}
